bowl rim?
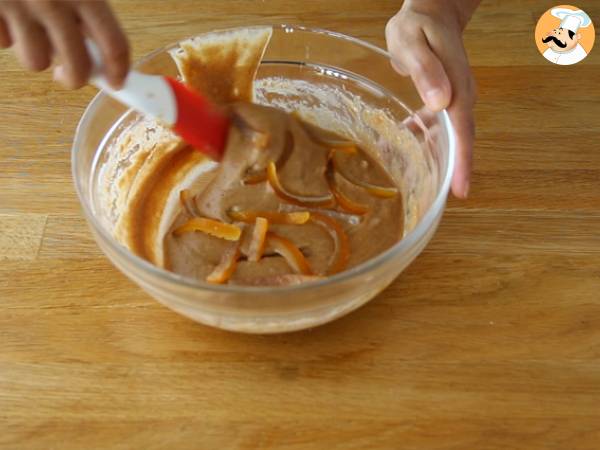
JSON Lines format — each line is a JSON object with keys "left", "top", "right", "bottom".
{"left": 71, "top": 23, "right": 456, "bottom": 294}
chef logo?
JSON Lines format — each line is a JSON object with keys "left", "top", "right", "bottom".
{"left": 535, "top": 5, "right": 594, "bottom": 65}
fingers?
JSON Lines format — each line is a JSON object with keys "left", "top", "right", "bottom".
{"left": 423, "top": 28, "right": 476, "bottom": 198}
{"left": 34, "top": 3, "right": 90, "bottom": 88}
{"left": 5, "top": 13, "right": 51, "bottom": 71}
{"left": 448, "top": 101, "right": 475, "bottom": 198}
{"left": 390, "top": 58, "right": 408, "bottom": 76}
{"left": 0, "top": 16, "right": 12, "bottom": 48}
{"left": 447, "top": 76, "right": 475, "bottom": 198}
{"left": 78, "top": 1, "right": 129, "bottom": 88}
{"left": 0, "top": 1, "right": 128, "bottom": 89}
{"left": 386, "top": 11, "right": 477, "bottom": 199}
{"left": 16, "top": 23, "right": 50, "bottom": 72}
{"left": 386, "top": 17, "right": 451, "bottom": 111}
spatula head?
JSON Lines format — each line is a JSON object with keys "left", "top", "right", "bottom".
{"left": 166, "top": 76, "right": 230, "bottom": 160}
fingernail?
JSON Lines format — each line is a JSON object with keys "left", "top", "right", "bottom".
{"left": 390, "top": 59, "right": 408, "bottom": 76}
{"left": 463, "top": 182, "right": 470, "bottom": 199}
{"left": 111, "top": 77, "right": 126, "bottom": 90}
{"left": 424, "top": 88, "right": 447, "bottom": 111}
{"left": 53, "top": 65, "right": 65, "bottom": 83}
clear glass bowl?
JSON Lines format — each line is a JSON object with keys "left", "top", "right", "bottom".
{"left": 71, "top": 24, "right": 455, "bottom": 333}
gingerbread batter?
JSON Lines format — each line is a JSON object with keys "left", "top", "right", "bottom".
{"left": 103, "top": 27, "right": 404, "bottom": 286}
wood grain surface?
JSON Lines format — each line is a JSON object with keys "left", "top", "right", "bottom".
{"left": 1, "top": 1, "right": 600, "bottom": 448}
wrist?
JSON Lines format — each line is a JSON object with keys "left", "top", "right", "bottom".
{"left": 403, "top": 0, "right": 481, "bottom": 30}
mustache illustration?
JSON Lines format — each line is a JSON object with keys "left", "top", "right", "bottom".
{"left": 542, "top": 35, "right": 567, "bottom": 48}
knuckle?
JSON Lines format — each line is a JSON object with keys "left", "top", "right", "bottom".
{"left": 409, "top": 54, "right": 437, "bottom": 76}
{"left": 385, "top": 14, "right": 420, "bottom": 46}
{"left": 25, "top": 0, "right": 57, "bottom": 16}
{"left": 385, "top": 20, "right": 401, "bottom": 50}
{"left": 107, "top": 40, "right": 128, "bottom": 63}
{"left": 462, "top": 110, "right": 476, "bottom": 138}
{"left": 0, "top": 1, "right": 19, "bottom": 14}
{"left": 17, "top": 18, "right": 39, "bottom": 35}
{"left": 66, "top": 58, "right": 91, "bottom": 87}
{"left": 0, "top": 29, "right": 11, "bottom": 48}
{"left": 465, "top": 76, "right": 477, "bottom": 104}
{"left": 464, "top": 113, "right": 475, "bottom": 136}
{"left": 33, "top": 0, "right": 65, "bottom": 13}
{"left": 385, "top": 14, "right": 399, "bottom": 36}
{"left": 65, "top": 71, "right": 86, "bottom": 89}
{"left": 77, "top": 56, "right": 92, "bottom": 79}
{"left": 105, "top": 40, "right": 129, "bottom": 75}
{"left": 409, "top": 57, "right": 426, "bottom": 74}
{"left": 27, "top": 53, "right": 50, "bottom": 72}
{"left": 390, "top": 59, "right": 408, "bottom": 76}
{"left": 415, "top": 13, "right": 435, "bottom": 30}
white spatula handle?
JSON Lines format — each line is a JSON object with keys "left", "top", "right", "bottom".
{"left": 86, "top": 40, "right": 177, "bottom": 125}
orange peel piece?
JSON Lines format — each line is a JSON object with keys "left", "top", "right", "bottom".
{"left": 228, "top": 210, "right": 310, "bottom": 225}
{"left": 247, "top": 217, "right": 269, "bottom": 262}
{"left": 206, "top": 243, "right": 241, "bottom": 284}
{"left": 267, "top": 232, "right": 313, "bottom": 275}
{"left": 241, "top": 172, "right": 268, "bottom": 185}
{"left": 326, "top": 150, "right": 369, "bottom": 215}
{"left": 173, "top": 217, "right": 242, "bottom": 241}
{"left": 330, "top": 144, "right": 358, "bottom": 155}
{"left": 360, "top": 183, "right": 398, "bottom": 199}
{"left": 333, "top": 151, "right": 398, "bottom": 199}
{"left": 266, "top": 161, "right": 334, "bottom": 208}
{"left": 310, "top": 212, "right": 350, "bottom": 275}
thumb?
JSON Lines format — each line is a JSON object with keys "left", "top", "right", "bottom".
{"left": 406, "top": 45, "right": 452, "bottom": 112}
{"left": 388, "top": 36, "right": 451, "bottom": 111}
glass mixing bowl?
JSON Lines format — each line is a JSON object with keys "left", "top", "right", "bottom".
{"left": 71, "top": 25, "right": 455, "bottom": 333}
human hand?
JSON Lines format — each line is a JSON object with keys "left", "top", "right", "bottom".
{"left": 0, "top": 0, "right": 129, "bottom": 89}
{"left": 386, "top": 0, "right": 481, "bottom": 198}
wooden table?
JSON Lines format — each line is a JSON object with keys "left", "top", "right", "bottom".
{"left": 2, "top": 1, "right": 599, "bottom": 448}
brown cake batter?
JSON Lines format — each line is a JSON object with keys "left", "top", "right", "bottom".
{"left": 105, "top": 27, "right": 404, "bottom": 286}
{"left": 165, "top": 101, "right": 403, "bottom": 285}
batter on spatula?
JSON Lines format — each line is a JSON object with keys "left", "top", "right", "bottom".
{"left": 108, "top": 27, "right": 403, "bottom": 286}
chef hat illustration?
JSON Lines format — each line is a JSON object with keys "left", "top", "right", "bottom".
{"left": 551, "top": 8, "right": 592, "bottom": 33}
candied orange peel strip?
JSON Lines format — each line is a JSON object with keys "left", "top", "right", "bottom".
{"left": 326, "top": 150, "right": 369, "bottom": 215}
{"left": 228, "top": 209, "right": 310, "bottom": 225}
{"left": 267, "top": 232, "right": 313, "bottom": 275}
{"left": 360, "top": 183, "right": 398, "bottom": 199}
{"left": 332, "top": 149, "right": 399, "bottom": 199}
{"left": 336, "top": 169, "right": 399, "bottom": 198}
{"left": 241, "top": 172, "right": 268, "bottom": 185}
{"left": 206, "top": 243, "right": 241, "bottom": 284}
{"left": 266, "top": 161, "right": 334, "bottom": 208}
{"left": 328, "top": 176, "right": 369, "bottom": 215}
{"left": 173, "top": 217, "right": 242, "bottom": 241}
{"left": 330, "top": 144, "right": 358, "bottom": 155}
{"left": 247, "top": 217, "right": 269, "bottom": 262}
{"left": 310, "top": 212, "right": 350, "bottom": 275}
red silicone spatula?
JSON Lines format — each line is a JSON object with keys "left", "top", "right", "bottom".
{"left": 86, "top": 40, "right": 230, "bottom": 160}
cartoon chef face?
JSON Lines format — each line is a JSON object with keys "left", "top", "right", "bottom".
{"left": 542, "top": 27, "right": 581, "bottom": 53}
{"left": 537, "top": 7, "right": 593, "bottom": 66}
